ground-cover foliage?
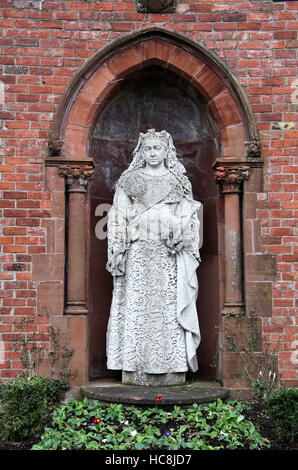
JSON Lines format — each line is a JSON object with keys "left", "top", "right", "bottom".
{"left": 31, "top": 397, "right": 271, "bottom": 450}
{"left": 266, "top": 386, "right": 298, "bottom": 443}
{"left": 0, "top": 374, "right": 69, "bottom": 443}
{"left": 0, "top": 375, "right": 47, "bottom": 442}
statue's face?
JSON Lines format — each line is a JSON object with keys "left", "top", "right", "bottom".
{"left": 142, "top": 138, "right": 166, "bottom": 167}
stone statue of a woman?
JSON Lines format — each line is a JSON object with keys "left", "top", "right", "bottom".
{"left": 106, "top": 129, "right": 201, "bottom": 386}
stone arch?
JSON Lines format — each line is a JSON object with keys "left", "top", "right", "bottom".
{"left": 45, "top": 27, "right": 267, "bottom": 389}
{"left": 50, "top": 27, "right": 259, "bottom": 159}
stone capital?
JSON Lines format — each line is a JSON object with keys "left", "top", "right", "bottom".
{"left": 213, "top": 163, "right": 250, "bottom": 193}
{"left": 58, "top": 163, "right": 94, "bottom": 192}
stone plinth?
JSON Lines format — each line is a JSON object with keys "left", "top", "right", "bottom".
{"left": 81, "top": 380, "right": 230, "bottom": 407}
{"left": 122, "top": 371, "right": 186, "bottom": 386}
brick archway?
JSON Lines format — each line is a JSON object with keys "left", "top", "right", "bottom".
{"left": 45, "top": 28, "right": 268, "bottom": 391}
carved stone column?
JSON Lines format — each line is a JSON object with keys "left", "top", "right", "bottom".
{"left": 213, "top": 160, "right": 250, "bottom": 315}
{"left": 58, "top": 161, "right": 94, "bottom": 315}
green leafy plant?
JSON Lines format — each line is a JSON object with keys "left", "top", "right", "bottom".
{"left": 45, "top": 377, "right": 69, "bottom": 405}
{"left": 266, "top": 386, "right": 298, "bottom": 443}
{"left": 251, "top": 369, "right": 277, "bottom": 402}
{"left": 1, "top": 375, "right": 47, "bottom": 441}
{"left": 31, "top": 398, "right": 270, "bottom": 450}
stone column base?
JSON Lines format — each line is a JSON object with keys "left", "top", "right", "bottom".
{"left": 122, "top": 371, "right": 186, "bottom": 386}
{"left": 221, "top": 302, "right": 244, "bottom": 316}
{"left": 64, "top": 302, "right": 88, "bottom": 315}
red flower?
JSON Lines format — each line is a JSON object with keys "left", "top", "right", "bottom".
{"left": 93, "top": 418, "right": 101, "bottom": 424}
{"left": 155, "top": 395, "right": 163, "bottom": 402}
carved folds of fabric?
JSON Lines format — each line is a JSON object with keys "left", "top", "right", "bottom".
{"left": 106, "top": 187, "right": 131, "bottom": 277}
{"left": 106, "top": 239, "right": 188, "bottom": 373}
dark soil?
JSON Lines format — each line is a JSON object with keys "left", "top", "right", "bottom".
{"left": 242, "top": 402, "right": 297, "bottom": 451}
{"left": 0, "top": 401, "right": 296, "bottom": 451}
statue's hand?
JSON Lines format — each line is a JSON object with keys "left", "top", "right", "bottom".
{"left": 106, "top": 247, "right": 127, "bottom": 276}
{"left": 164, "top": 237, "right": 185, "bottom": 255}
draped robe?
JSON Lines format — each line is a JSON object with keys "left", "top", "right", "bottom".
{"left": 106, "top": 168, "right": 201, "bottom": 374}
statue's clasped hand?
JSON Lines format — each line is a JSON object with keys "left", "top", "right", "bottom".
{"left": 164, "top": 234, "right": 185, "bottom": 255}
{"left": 106, "top": 243, "right": 128, "bottom": 276}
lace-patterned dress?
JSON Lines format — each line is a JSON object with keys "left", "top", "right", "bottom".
{"left": 106, "top": 168, "right": 201, "bottom": 374}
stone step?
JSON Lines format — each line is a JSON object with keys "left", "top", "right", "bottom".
{"left": 81, "top": 380, "right": 230, "bottom": 407}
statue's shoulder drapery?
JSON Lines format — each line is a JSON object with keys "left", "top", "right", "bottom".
{"left": 117, "top": 169, "right": 148, "bottom": 200}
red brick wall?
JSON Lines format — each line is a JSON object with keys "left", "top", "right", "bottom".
{"left": 0, "top": 0, "right": 297, "bottom": 386}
